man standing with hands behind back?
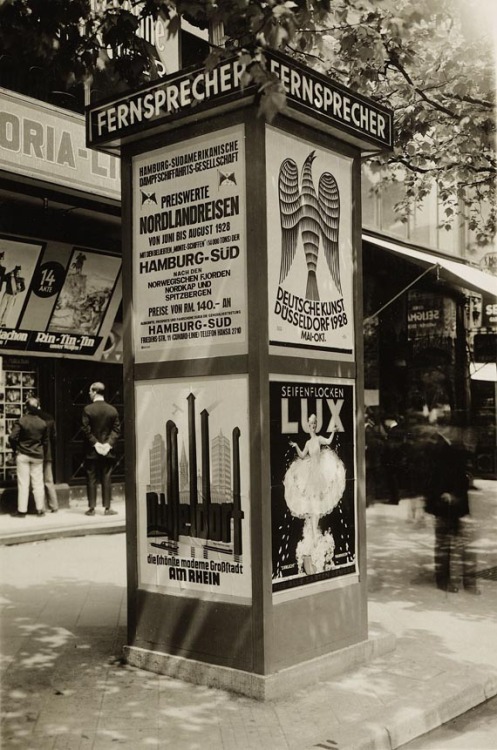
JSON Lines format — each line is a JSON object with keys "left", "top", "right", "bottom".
{"left": 82, "top": 382, "right": 121, "bottom": 516}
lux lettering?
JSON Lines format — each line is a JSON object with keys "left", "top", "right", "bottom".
{"left": 281, "top": 398, "right": 344, "bottom": 433}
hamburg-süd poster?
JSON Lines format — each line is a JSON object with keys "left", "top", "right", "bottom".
{"left": 266, "top": 126, "right": 354, "bottom": 359}
{"left": 270, "top": 376, "right": 357, "bottom": 595}
{"left": 135, "top": 375, "right": 251, "bottom": 603}
{"left": 132, "top": 125, "right": 247, "bottom": 363}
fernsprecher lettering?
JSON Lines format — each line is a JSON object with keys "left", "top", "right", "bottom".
{"left": 87, "top": 52, "right": 393, "bottom": 152}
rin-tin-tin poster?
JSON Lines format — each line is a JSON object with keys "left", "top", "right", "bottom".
{"left": 270, "top": 376, "right": 357, "bottom": 594}
{"left": 135, "top": 375, "right": 251, "bottom": 603}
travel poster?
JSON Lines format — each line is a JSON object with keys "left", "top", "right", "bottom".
{"left": 132, "top": 125, "right": 247, "bottom": 363}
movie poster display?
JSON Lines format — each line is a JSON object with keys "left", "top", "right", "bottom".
{"left": 135, "top": 375, "right": 251, "bottom": 602}
{"left": 270, "top": 376, "right": 357, "bottom": 595}
{"left": 0, "top": 237, "right": 42, "bottom": 331}
{"left": 0, "top": 236, "right": 121, "bottom": 357}
{"left": 47, "top": 249, "right": 121, "bottom": 336}
{"left": 266, "top": 127, "right": 355, "bottom": 358}
{"left": 132, "top": 126, "right": 247, "bottom": 363}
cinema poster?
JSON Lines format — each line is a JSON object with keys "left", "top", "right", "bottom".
{"left": 270, "top": 376, "right": 357, "bottom": 596}
{"left": 0, "top": 236, "right": 121, "bottom": 358}
{"left": 0, "top": 237, "right": 42, "bottom": 332}
{"left": 132, "top": 125, "right": 247, "bottom": 363}
{"left": 135, "top": 375, "right": 251, "bottom": 602}
{"left": 266, "top": 127, "right": 355, "bottom": 359}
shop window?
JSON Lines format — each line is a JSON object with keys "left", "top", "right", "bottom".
{"left": 380, "top": 182, "right": 408, "bottom": 240}
{"left": 466, "top": 198, "right": 494, "bottom": 263}
{"left": 361, "top": 167, "right": 470, "bottom": 258}
{"left": 437, "top": 200, "right": 459, "bottom": 254}
{"left": 59, "top": 361, "right": 124, "bottom": 485}
{"left": 0, "top": 362, "right": 38, "bottom": 485}
{"left": 361, "top": 167, "right": 379, "bottom": 229}
{"left": 471, "top": 379, "right": 496, "bottom": 477}
{"left": 409, "top": 189, "right": 438, "bottom": 247}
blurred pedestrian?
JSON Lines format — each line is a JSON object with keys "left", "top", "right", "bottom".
{"left": 382, "top": 414, "right": 405, "bottom": 505}
{"left": 8, "top": 396, "right": 48, "bottom": 517}
{"left": 424, "top": 405, "right": 480, "bottom": 595}
{"left": 365, "top": 407, "right": 385, "bottom": 506}
{"left": 38, "top": 405, "right": 58, "bottom": 512}
{"left": 82, "top": 382, "right": 121, "bottom": 516}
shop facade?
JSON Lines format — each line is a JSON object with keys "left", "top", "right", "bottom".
{"left": 0, "top": 88, "right": 124, "bottom": 510}
{"left": 362, "top": 230, "right": 497, "bottom": 502}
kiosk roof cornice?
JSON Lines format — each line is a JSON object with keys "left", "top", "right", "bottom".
{"left": 86, "top": 50, "right": 393, "bottom": 156}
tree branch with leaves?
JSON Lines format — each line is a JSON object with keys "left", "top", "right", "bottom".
{"left": 0, "top": 0, "right": 494, "bottom": 243}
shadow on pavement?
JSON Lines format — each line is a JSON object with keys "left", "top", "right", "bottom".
{"left": 1, "top": 481, "right": 497, "bottom": 749}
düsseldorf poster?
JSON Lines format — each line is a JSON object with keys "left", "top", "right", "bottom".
{"left": 132, "top": 125, "right": 247, "bottom": 363}
{"left": 135, "top": 375, "right": 251, "bottom": 602}
{"left": 266, "top": 126, "right": 355, "bottom": 358}
{"left": 270, "top": 376, "right": 357, "bottom": 595}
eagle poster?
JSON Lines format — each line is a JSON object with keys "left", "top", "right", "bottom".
{"left": 266, "top": 127, "right": 355, "bottom": 357}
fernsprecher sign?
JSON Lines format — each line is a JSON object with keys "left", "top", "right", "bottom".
{"left": 87, "top": 51, "right": 393, "bottom": 153}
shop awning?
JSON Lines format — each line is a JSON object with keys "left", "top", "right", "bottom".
{"left": 363, "top": 232, "right": 497, "bottom": 298}
{"left": 470, "top": 362, "right": 497, "bottom": 382}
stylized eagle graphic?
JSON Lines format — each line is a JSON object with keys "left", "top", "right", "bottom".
{"left": 278, "top": 151, "right": 341, "bottom": 300}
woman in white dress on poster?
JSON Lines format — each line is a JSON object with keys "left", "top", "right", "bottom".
{"left": 286, "top": 414, "right": 346, "bottom": 575}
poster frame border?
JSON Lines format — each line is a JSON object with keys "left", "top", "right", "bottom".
{"left": 134, "top": 372, "right": 253, "bottom": 605}
{"left": 269, "top": 372, "right": 359, "bottom": 603}
{"left": 130, "top": 123, "right": 249, "bottom": 365}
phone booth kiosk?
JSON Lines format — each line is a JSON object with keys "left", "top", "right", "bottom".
{"left": 86, "top": 51, "right": 394, "bottom": 699}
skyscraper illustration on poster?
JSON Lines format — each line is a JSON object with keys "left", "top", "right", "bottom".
{"left": 135, "top": 375, "right": 251, "bottom": 602}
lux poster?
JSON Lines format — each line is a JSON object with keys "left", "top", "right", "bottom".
{"left": 135, "top": 376, "right": 251, "bottom": 602}
{"left": 266, "top": 126, "right": 355, "bottom": 359}
{"left": 270, "top": 377, "right": 357, "bottom": 594}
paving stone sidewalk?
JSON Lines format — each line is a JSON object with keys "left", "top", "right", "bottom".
{"left": 1, "top": 480, "right": 496, "bottom": 749}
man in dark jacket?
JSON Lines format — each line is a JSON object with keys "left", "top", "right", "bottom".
{"left": 9, "top": 397, "right": 48, "bottom": 517}
{"left": 82, "top": 382, "right": 121, "bottom": 516}
{"left": 424, "top": 407, "right": 480, "bottom": 594}
{"left": 38, "top": 406, "right": 58, "bottom": 512}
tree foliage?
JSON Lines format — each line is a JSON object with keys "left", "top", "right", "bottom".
{"left": 0, "top": 0, "right": 495, "bottom": 243}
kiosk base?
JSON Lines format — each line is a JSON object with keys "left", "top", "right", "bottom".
{"left": 123, "top": 629, "right": 396, "bottom": 700}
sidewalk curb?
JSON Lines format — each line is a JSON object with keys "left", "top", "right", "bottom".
{"left": 0, "top": 521, "right": 125, "bottom": 546}
{"left": 306, "top": 669, "right": 497, "bottom": 750}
